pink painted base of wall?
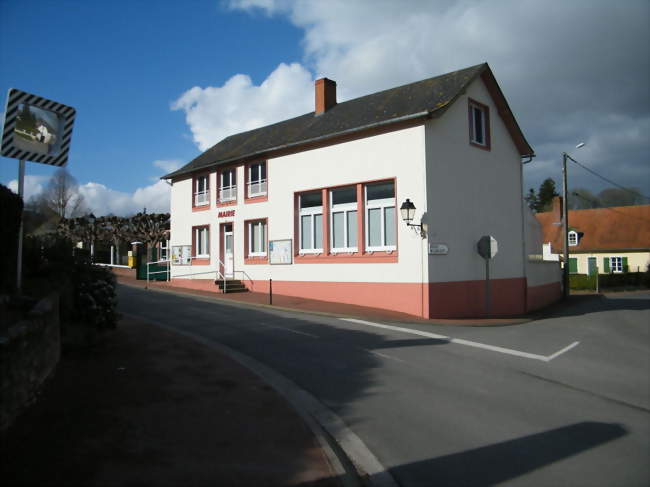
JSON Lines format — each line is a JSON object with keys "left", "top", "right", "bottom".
{"left": 526, "top": 282, "right": 562, "bottom": 312}
{"left": 169, "top": 278, "right": 219, "bottom": 293}
{"left": 247, "top": 279, "right": 427, "bottom": 318}
{"left": 169, "top": 277, "right": 561, "bottom": 319}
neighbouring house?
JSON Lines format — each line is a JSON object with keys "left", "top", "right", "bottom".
{"left": 163, "top": 63, "right": 561, "bottom": 318}
{"left": 536, "top": 197, "right": 650, "bottom": 275}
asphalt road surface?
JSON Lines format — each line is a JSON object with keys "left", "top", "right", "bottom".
{"left": 118, "top": 285, "right": 649, "bottom": 487}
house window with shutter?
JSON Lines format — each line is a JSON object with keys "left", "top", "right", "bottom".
{"left": 609, "top": 256, "right": 624, "bottom": 273}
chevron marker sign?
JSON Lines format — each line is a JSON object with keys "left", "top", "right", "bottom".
{"left": 1, "top": 88, "right": 76, "bottom": 166}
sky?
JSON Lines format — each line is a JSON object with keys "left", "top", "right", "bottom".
{"left": 1, "top": 0, "right": 648, "bottom": 215}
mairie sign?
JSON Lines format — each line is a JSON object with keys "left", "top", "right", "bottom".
{"left": 1, "top": 88, "right": 76, "bottom": 166}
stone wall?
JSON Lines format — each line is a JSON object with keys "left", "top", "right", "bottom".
{"left": 0, "top": 294, "right": 60, "bottom": 431}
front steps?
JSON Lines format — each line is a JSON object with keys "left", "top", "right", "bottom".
{"left": 215, "top": 279, "right": 248, "bottom": 293}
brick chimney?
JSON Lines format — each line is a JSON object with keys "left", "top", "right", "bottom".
{"left": 315, "top": 78, "right": 336, "bottom": 115}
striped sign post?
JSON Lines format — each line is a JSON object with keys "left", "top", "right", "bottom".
{"left": 1, "top": 89, "right": 77, "bottom": 291}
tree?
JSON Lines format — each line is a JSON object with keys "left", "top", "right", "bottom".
{"left": 38, "top": 168, "right": 87, "bottom": 219}
{"left": 524, "top": 188, "right": 538, "bottom": 211}
{"left": 597, "top": 187, "right": 646, "bottom": 207}
{"left": 568, "top": 188, "right": 600, "bottom": 209}
{"left": 536, "top": 178, "right": 559, "bottom": 212}
{"left": 129, "top": 212, "right": 170, "bottom": 249}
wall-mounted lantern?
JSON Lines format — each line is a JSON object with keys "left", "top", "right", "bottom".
{"left": 400, "top": 198, "right": 424, "bottom": 236}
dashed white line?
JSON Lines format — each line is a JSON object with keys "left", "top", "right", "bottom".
{"left": 340, "top": 318, "right": 579, "bottom": 362}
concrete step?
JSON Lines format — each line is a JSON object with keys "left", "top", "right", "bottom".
{"left": 215, "top": 279, "right": 248, "bottom": 293}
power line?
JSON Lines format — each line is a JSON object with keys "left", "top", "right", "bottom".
{"left": 566, "top": 156, "right": 650, "bottom": 201}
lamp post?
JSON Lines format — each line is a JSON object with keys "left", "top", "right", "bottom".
{"left": 400, "top": 198, "right": 423, "bottom": 235}
{"left": 87, "top": 213, "right": 96, "bottom": 262}
{"left": 561, "top": 142, "right": 584, "bottom": 299}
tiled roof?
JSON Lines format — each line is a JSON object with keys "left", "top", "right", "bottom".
{"left": 165, "top": 63, "right": 534, "bottom": 179}
{"left": 536, "top": 203, "right": 650, "bottom": 252}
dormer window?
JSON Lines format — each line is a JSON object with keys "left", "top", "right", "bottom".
{"left": 568, "top": 230, "right": 578, "bottom": 246}
{"left": 469, "top": 99, "right": 490, "bottom": 150}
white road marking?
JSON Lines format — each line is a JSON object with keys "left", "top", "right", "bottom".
{"left": 258, "top": 322, "right": 320, "bottom": 338}
{"left": 546, "top": 341, "right": 581, "bottom": 361}
{"left": 341, "top": 318, "right": 579, "bottom": 362}
{"left": 365, "top": 349, "right": 406, "bottom": 363}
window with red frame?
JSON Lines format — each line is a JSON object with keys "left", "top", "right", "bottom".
{"left": 194, "top": 175, "right": 210, "bottom": 206}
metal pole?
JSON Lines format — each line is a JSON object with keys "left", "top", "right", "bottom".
{"left": 16, "top": 159, "right": 25, "bottom": 293}
{"left": 562, "top": 152, "right": 570, "bottom": 299}
{"left": 269, "top": 278, "right": 273, "bottom": 305}
{"left": 485, "top": 258, "right": 490, "bottom": 317}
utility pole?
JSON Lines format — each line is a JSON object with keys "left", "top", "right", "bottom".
{"left": 562, "top": 152, "right": 570, "bottom": 299}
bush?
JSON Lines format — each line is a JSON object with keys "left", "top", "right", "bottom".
{"left": 599, "top": 272, "right": 649, "bottom": 290}
{"left": 570, "top": 274, "right": 597, "bottom": 290}
{"left": 0, "top": 184, "right": 23, "bottom": 293}
{"left": 22, "top": 234, "right": 118, "bottom": 330}
{"left": 570, "top": 271, "right": 650, "bottom": 291}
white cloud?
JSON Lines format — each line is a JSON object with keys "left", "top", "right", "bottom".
{"left": 172, "top": 62, "right": 313, "bottom": 151}
{"left": 212, "top": 0, "right": 649, "bottom": 196}
{"left": 6, "top": 175, "right": 49, "bottom": 200}
{"left": 78, "top": 180, "right": 171, "bottom": 216}
{"left": 4, "top": 159, "right": 175, "bottom": 216}
{"left": 152, "top": 159, "right": 183, "bottom": 174}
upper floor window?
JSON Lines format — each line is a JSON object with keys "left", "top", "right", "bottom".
{"left": 330, "top": 186, "right": 357, "bottom": 253}
{"left": 248, "top": 220, "right": 267, "bottom": 257}
{"left": 568, "top": 230, "right": 578, "bottom": 246}
{"left": 248, "top": 161, "right": 267, "bottom": 197}
{"left": 365, "top": 181, "right": 396, "bottom": 251}
{"left": 219, "top": 168, "right": 237, "bottom": 203}
{"left": 299, "top": 191, "right": 323, "bottom": 253}
{"left": 193, "top": 226, "right": 210, "bottom": 258}
{"left": 469, "top": 99, "right": 490, "bottom": 149}
{"left": 194, "top": 175, "right": 210, "bottom": 206}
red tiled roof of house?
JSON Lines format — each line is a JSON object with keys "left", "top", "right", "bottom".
{"left": 536, "top": 198, "right": 650, "bottom": 253}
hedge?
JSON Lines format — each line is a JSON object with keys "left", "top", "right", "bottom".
{"left": 0, "top": 184, "right": 23, "bottom": 294}
{"left": 570, "top": 270, "right": 650, "bottom": 291}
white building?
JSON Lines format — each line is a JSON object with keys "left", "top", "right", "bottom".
{"left": 164, "top": 63, "right": 561, "bottom": 318}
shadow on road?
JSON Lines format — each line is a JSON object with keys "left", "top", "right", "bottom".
{"left": 391, "top": 421, "right": 628, "bottom": 486}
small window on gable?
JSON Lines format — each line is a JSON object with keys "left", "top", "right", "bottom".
{"left": 568, "top": 230, "right": 578, "bottom": 246}
{"left": 469, "top": 99, "right": 490, "bottom": 150}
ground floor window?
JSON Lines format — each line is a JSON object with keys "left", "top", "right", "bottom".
{"left": 330, "top": 186, "right": 358, "bottom": 253}
{"left": 299, "top": 191, "right": 323, "bottom": 253}
{"left": 609, "top": 256, "right": 623, "bottom": 273}
{"left": 365, "top": 181, "right": 396, "bottom": 251}
{"left": 248, "top": 220, "right": 267, "bottom": 257}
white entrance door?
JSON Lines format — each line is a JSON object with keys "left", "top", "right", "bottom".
{"left": 224, "top": 230, "right": 234, "bottom": 278}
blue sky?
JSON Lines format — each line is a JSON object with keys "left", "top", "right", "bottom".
{"left": 1, "top": 0, "right": 649, "bottom": 215}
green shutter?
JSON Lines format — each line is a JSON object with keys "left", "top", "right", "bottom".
{"left": 604, "top": 257, "right": 610, "bottom": 273}
{"left": 623, "top": 257, "right": 629, "bottom": 273}
{"left": 569, "top": 257, "right": 578, "bottom": 274}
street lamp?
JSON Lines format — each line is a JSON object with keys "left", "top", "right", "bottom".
{"left": 400, "top": 198, "right": 424, "bottom": 235}
{"left": 561, "top": 143, "right": 585, "bottom": 299}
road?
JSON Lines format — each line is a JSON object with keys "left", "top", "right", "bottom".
{"left": 118, "top": 285, "right": 650, "bottom": 486}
